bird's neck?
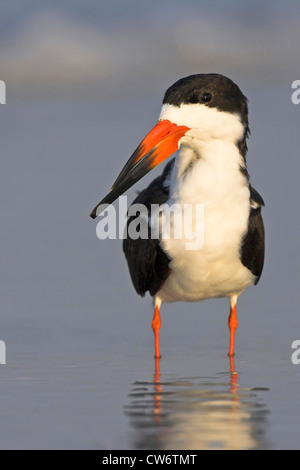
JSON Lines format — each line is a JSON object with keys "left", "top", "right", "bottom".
{"left": 169, "top": 137, "right": 249, "bottom": 203}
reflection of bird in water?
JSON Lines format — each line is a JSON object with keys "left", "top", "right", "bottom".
{"left": 91, "top": 74, "right": 265, "bottom": 358}
{"left": 125, "top": 358, "right": 269, "bottom": 450}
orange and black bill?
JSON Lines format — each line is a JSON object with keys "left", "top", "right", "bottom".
{"left": 90, "top": 120, "right": 189, "bottom": 219}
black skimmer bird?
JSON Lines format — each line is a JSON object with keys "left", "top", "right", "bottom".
{"left": 90, "top": 73, "right": 265, "bottom": 358}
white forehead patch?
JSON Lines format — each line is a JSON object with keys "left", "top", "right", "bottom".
{"left": 159, "top": 103, "right": 245, "bottom": 142}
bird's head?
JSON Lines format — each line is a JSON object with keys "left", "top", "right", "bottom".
{"left": 90, "top": 74, "right": 249, "bottom": 219}
{"left": 161, "top": 73, "right": 249, "bottom": 143}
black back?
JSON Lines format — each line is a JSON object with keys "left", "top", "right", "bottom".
{"left": 123, "top": 161, "right": 174, "bottom": 297}
{"left": 241, "top": 187, "right": 265, "bottom": 284}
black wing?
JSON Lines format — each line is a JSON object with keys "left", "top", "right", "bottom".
{"left": 241, "top": 186, "right": 265, "bottom": 285}
{"left": 123, "top": 160, "right": 174, "bottom": 297}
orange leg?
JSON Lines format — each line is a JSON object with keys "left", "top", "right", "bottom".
{"left": 228, "top": 303, "right": 238, "bottom": 357}
{"left": 152, "top": 305, "right": 162, "bottom": 358}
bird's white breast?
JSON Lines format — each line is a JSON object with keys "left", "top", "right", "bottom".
{"left": 157, "top": 136, "right": 255, "bottom": 303}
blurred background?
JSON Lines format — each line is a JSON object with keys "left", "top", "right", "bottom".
{"left": 0, "top": 0, "right": 299, "bottom": 450}
{"left": 2, "top": 0, "right": 300, "bottom": 97}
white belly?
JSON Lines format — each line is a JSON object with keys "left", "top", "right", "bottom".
{"left": 158, "top": 240, "right": 255, "bottom": 303}
{"left": 156, "top": 143, "right": 255, "bottom": 303}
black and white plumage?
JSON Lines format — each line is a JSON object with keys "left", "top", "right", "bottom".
{"left": 91, "top": 73, "right": 265, "bottom": 357}
{"left": 123, "top": 159, "right": 264, "bottom": 297}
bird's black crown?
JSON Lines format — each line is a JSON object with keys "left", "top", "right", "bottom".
{"left": 163, "top": 73, "right": 250, "bottom": 158}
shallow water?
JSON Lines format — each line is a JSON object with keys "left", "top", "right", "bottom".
{"left": 126, "top": 359, "right": 270, "bottom": 450}
{"left": 0, "top": 92, "right": 299, "bottom": 449}
{"left": 0, "top": 334, "right": 298, "bottom": 450}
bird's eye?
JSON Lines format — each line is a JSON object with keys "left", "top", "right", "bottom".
{"left": 201, "top": 92, "right": 212, "bottom": 103}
